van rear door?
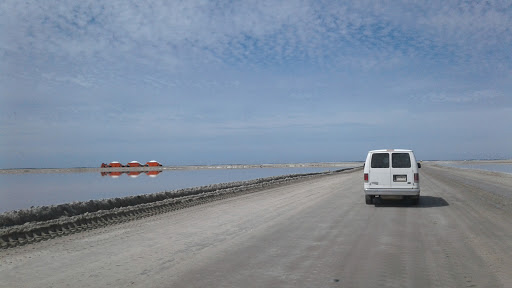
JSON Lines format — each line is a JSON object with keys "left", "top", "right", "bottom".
{"left": 390, "top": 152, "right": 414, "bottom": 189}
{"left": 369, "top": 152, "right": 391, "bottom": 188}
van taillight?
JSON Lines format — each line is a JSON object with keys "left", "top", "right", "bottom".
{"left": 414, "top": 173, "right": 419, "bottom": 183}
{"left": 364, "top": 173, "right": 368, "bottom": 182}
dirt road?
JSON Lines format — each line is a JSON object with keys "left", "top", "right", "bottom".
{"left": 1, "top": 164, "right": 511, "bottom": 287}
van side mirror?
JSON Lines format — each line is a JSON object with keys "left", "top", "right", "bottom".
{"left": 417, "top": 162, "right": 421, "bottom": 168}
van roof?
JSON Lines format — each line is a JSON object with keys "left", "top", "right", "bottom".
{"left": 369, "top": 149, "right": 413, "bottom": 153}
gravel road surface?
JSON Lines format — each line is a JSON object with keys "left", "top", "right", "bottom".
{"left": 1, "top": 164, "right": 511, "bottom": 287}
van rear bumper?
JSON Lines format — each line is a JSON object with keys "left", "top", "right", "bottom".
{"left": 364, "top": 188, "right": 420, "bottom": 196}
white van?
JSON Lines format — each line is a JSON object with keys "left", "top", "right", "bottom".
{"left": 363, "top": 149, "right": 421, "bottom": 205}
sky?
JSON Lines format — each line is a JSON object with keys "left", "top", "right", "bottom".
{"left": 1, "top": 0, "right": 511, "bottom": 168}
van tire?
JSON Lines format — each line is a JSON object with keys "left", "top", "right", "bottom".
{"left": 365, "top": 195, "right": 373, "bottom": 205}
{"left": 411, "top": 196, "right": 419, "bottom": 205}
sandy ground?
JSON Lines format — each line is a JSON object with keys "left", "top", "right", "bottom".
{"left": 0, "top": 164, "right": 511, "bottom": 287}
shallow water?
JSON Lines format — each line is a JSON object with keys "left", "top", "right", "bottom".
{"left": 0, "top": 167, "right": 340, "bottom": 213}
{"left": 439, "top": 163, "right": 512, "bottom": 174}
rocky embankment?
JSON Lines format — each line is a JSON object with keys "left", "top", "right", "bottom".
{"left": 0, "top": 168, "right": 358, "bottom": 249}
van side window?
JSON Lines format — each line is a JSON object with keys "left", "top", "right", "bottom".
{"left": 392, "top": 153, "right": 411, "bottom": 168}
{"left": 371, "top": 153, "right": 389, "bottom": 168}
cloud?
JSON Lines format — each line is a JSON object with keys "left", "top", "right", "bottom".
{"left": 2, "top": 0, "right": 511, "bottom": 76}
{"left": 1, "top": 0, "right": 512, "bottom": 167}
{"left": 413, "top": 89, "right": 504, "bottom": 104}
{"left": 41, "top": 73, "right": 93, "bottom": 87}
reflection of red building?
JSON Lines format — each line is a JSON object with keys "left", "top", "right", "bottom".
{"left": 146, "top": 160, "right": 162, "bottom": 167}
{"left": 146, "top": 170, "right": 162, "bottom": 177}
{"left": 109, "top": 161, "right": 123, "bottom": 167}
{"left": 109, "top": 171, "right": 123, "bottom": 178}
{"left": 101, "top": 170, "right": 162, "bottom": 178}
{"left": 128, "top": 161, "right": 142, "bottom": 167}
{"left": 128, "top": 171, "right": 142, "bottom": 178}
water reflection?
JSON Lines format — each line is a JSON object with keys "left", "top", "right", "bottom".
{"left": 439, "top": 163, "right": 512, "bottom": 174}
{"left": 101, "top": 171, "right": 163, "bottom": 178}
{"left": 128, "top": 171, "right": 141, "bottom": 178}
{"left": 146, "top": 171, "right": 162, "bottom": 177}
{"left": 1, "top": 167, "right": 344, "bottom": 213}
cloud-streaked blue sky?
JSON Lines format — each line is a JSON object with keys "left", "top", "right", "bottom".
{"left": 1, "top": 0, "right": 511, "bottom": 168}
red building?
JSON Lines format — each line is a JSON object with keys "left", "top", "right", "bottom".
{"left": 146, "top": 160, "right": 162, "bottom": 167}
{"left": 109, "top": 161, "right": 123, "bottom": 167}
{"left": 127, "top": 161, "right": 142, "bottom": 167}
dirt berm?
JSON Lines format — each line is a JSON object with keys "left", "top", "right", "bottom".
{"left": 0, "top": 168, "right": 358, "bottom": 249}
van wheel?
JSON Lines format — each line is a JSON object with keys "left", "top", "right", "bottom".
{"left": 365, "top": 195, "right": 373, "bottom": 205}
{"left": 411, "top": 196, "right": 419, "bottom": 205}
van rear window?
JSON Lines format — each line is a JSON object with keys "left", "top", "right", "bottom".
{"left": 392, "top": 153, "right": 411, "bottom": 168}
{"left": 371, "top": 153, "right": 389, "bottom": 168}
